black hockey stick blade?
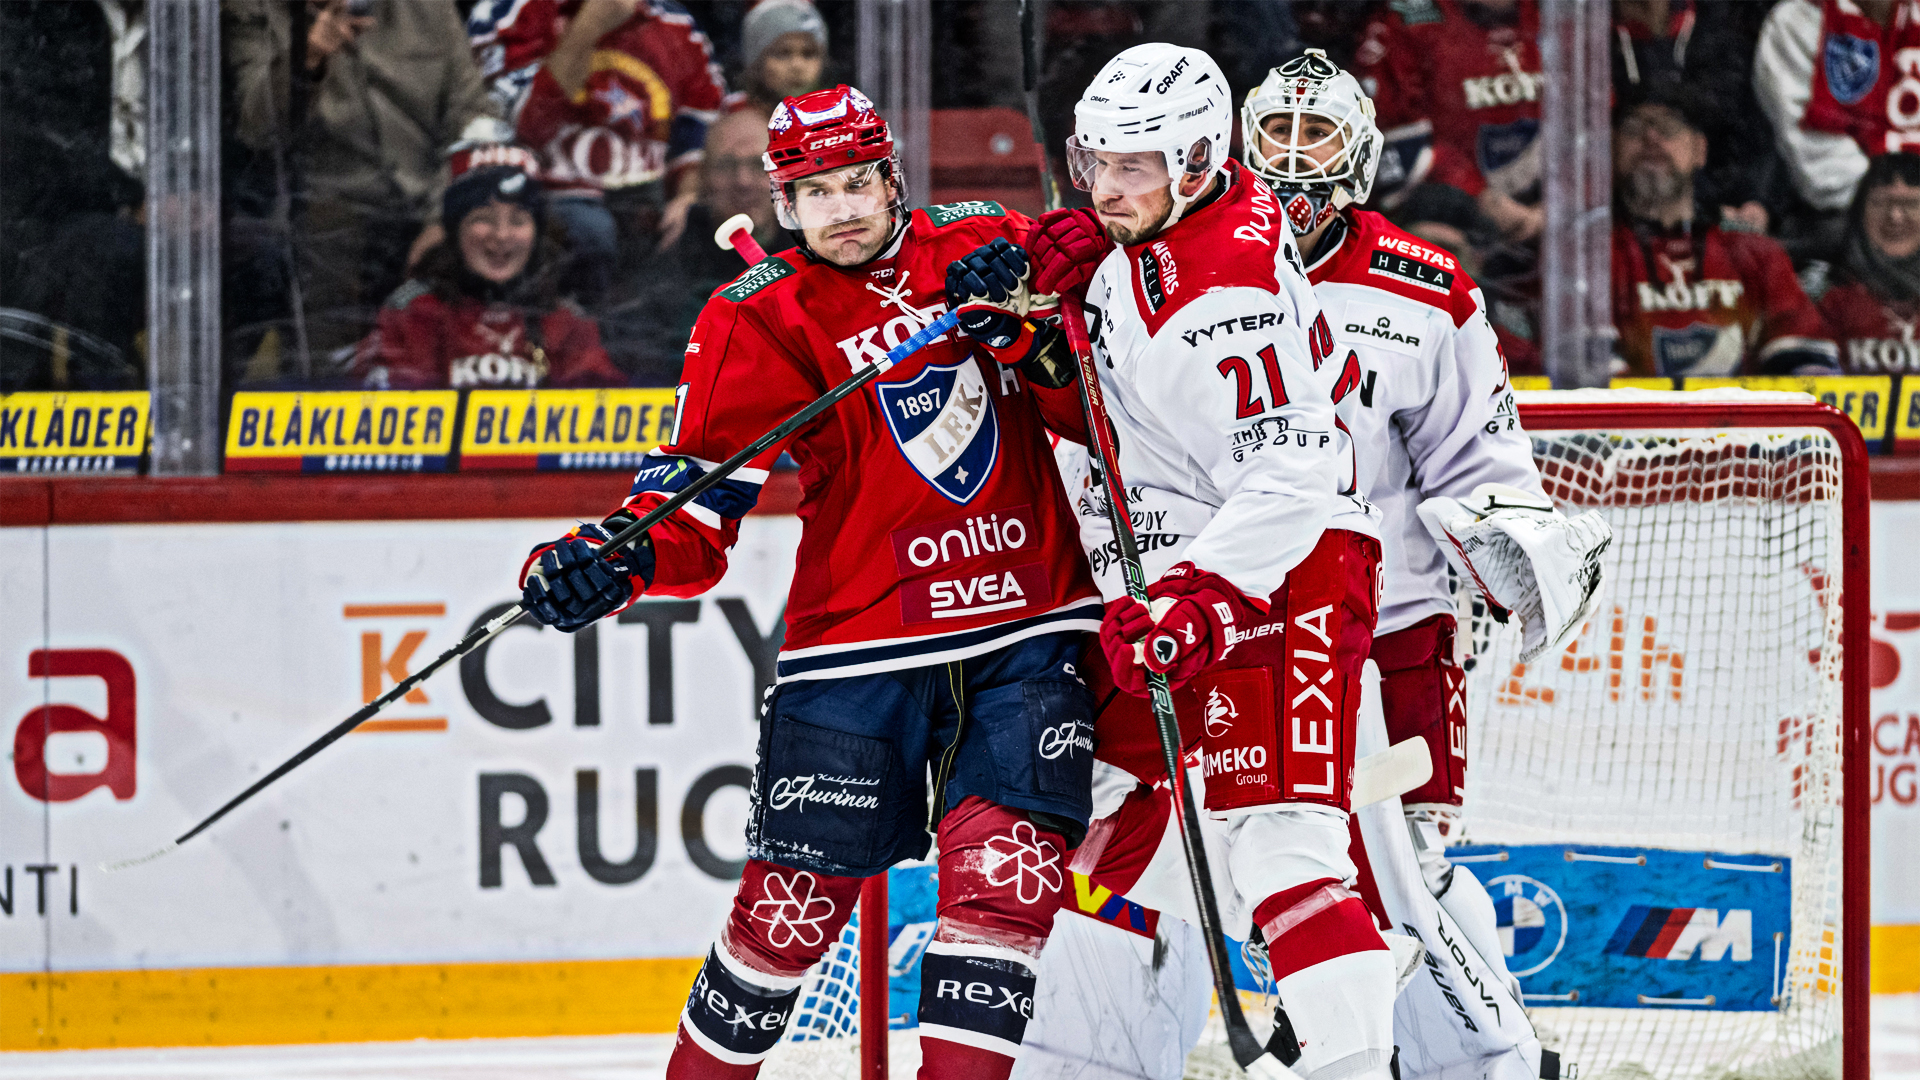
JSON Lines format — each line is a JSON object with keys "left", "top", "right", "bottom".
{"left": 1058, "top": 297, "right": 1302, "bottom": 1080}
{"left": 105, "top": 311, "right": 960, "bottom": 873}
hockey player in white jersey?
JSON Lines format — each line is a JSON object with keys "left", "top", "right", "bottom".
{"left": 1241, "top": 49, "right": 1611, "bottom": 1080}
{"left": 1010, "top": 42, "right": 1402, "bottom": 1080}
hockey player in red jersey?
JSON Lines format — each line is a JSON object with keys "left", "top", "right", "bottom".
{"left": 512, "top": 85, "right": 1103, "bottom": 1080}
{"left": 1033, "top": 43, "right": 1401, "bottom": 1080}
{"left": 1237, "top": 49, "right": 1612, "bottom": 1080}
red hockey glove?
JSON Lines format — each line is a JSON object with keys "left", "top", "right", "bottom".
{"left": 1098, "top": 563, "right": 1253, "bottom": 695}
{"left": 1098, "top": 596, "right": 1159, "bottom": 697}
{"left": 1027, "top": 207, "right": 1110, "bottom": 299}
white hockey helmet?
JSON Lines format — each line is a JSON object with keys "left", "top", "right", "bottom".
{"left": 1241, "top": 49, "right": 1382, "bottom": 235}
{"left": 1068, "top": 43, "right": 1233, "bottom": 230}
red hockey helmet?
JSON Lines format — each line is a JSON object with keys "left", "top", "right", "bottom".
{"left": 763, "top": 84, "right": 906, "bottom": 231}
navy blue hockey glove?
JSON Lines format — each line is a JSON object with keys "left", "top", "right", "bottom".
{"left": 519, "top": 516, "right": 655, "bottom": 633}
{"left": 947, "top": 237, "right": 1033, "bottom": 349}
{"left": 946, "top": 238, "right": 1076, "bottom": 389}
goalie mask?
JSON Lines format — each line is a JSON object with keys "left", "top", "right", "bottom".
{"left": 1241, "top": 49, "right": 1382, "bottom": 235}
{"left": 1068, "top": 43, "right": 1234, "bottom": 232}
{"left": 764, "top": 84, "right": 906, "bottom": 236}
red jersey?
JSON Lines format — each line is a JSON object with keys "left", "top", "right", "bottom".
{"left": 470, "top": 0, "right": 727, "bottom": 195}
{"left": 1611, "top": 220, "right": 1839, "bottom": 376}
{"left": 1803, "top": 0, "right": 1920, "bottom": 156}
{"left": 1356, "top": 0, "right": 1542, "bottom": 198}
{"left": 615, "top": 202, "right": 1101, "bottom": 681}
{"left": 1818, "top": 278, "right": 1920, "bottom": 371}
{"left": 351, "top": 283, "right": 624, "bottom": 389}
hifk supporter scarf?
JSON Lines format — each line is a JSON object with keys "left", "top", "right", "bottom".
{"left": 1843, "top": 222, "right": 1920, "bottom": 301}
{"left": 1804, "top": 0, "right": 1920, "bottom": 154}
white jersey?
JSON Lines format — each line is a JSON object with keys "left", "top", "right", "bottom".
{"left": 1076, "top": 164, "right": 1379, "bottom": 603}
{"left": 1304, "top": 210, "right": 1545, "bottom": 636}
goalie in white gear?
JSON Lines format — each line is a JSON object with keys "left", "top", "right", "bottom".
{"left": 1245, "top": 49, "right": 1609, "bottom": 1080}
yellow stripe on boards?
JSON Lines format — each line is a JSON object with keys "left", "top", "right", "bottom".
{"left": 1873, "top": 924, "right": 1920, "bottom": 994}
{"left": 0, "top": 956, "right": 702, "bottom": 1051}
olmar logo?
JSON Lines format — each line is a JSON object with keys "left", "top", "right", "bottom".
{"left": 14, "top": 650, "right": 135, "bottom": 802}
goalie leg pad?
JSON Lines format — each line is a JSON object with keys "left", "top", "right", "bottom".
{"left": 1369, "top": 615, "right": 1467, "bottom": 809}
{"left": 1435, "top": 863, "right": 1526, "bottom": 1006}
{"left": 1351, "top": 694, "right": 1540, "bottom": 1080}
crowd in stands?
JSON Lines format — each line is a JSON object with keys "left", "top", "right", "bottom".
{"left": 11, "top": 0, "right": 1920, "bottom": 398}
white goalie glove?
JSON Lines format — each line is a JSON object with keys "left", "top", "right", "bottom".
{"left": 1417, "top": 483, "right": 1612, "bottom": 663}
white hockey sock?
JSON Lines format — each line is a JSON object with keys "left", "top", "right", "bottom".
{"left": 1276, "top": 950, "right": 1397, "bottom": 1080}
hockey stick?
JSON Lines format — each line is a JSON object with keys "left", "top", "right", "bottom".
{"left": 1019, "top": 0, "right": 1063, "bottom": 212}
{"left": 1057, "top": 298, "right": 1300, "bottom": 1080}
{"left": 105, "top": 309, "right": 960, "bottom": 873}
{"left": 714, "top": 213, "right": 769, "bottom": 264}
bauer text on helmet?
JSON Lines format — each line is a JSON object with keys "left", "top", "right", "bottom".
{"left": 1241, "top": 49, "right": 1382, "bottom": 236}
{"left": 1070, "top": 44, "right": 1233, "bottom": 240}
{"left": 763, "top": 84, "right": 907, "bottom": 264}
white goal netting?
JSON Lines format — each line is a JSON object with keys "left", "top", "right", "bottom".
{"left": 1454, "top": 417, "right": 1851, "bottom": 1080}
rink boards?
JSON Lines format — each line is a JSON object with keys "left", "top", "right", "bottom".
{"left": 3, "top": 502, "right": 1920, "bottom": 1050}
{"left": 0, "top": 517, "right": 798, "bottom": 1048}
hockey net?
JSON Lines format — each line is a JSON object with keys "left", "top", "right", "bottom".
{"left": 1450, "top": 392, "right": 1869, "bottom": 1080}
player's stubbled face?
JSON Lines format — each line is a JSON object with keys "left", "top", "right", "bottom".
{"left": 795, "top": 163, "right": 898, "bottom": 266}
{"left": 1086, "top": 150, "right": 1174, "bottom": 247}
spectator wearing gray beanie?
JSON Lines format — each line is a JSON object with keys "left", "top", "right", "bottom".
{"left": 738, "top": 0, "right": 827, "bottom": 113}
